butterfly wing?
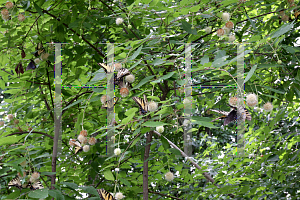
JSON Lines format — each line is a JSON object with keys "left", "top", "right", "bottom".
{"left": 8, "top": 176, "right": 22, "bottom": 189}
{"left": 34, "top": 43, "right": 45, "bottom": 57}
{"left": 98, "top": 63, "right": 113, "bottom": 73}
{"left": 28, "top": 181, "right": 44, "bottom": 190}
{"left": 73, "top": 141, "right": 83, "bottom": 154}
{"left": 244, "top": 108, "right": 251, "bottom": 121}
{"left": 116, "top": 68, "right": 130, "bottom": 80}
{"left": 101, "top": 97, "right": 119, "bottom": 109}
{"left": 224, "top": 110, "right": 237, "bottom": 125}
{"left": 97, "top": 188, "right": 115, "bottom": 200}
{"left": 209, "top": 109, "right": 230, "bottom": 116}
{"left": 26, "top": 60, "right": 36, "bottom": 71}
{"left": 132, "top": 96, "right": 147, "bottom": 115}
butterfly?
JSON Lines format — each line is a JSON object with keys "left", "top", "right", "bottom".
{"left": 27, "top": 180, "right": 44, "bottom": 190}
{"left": 73, "top": 141, "right": 83, "bottom": 154}
{"left": 97, "top": 188, "right": 115, "bottom": 200}
{"left": 98, "top": 63, "right": 131, "bottom": 86}
{"left": 26, "top": 59, "right": 36, "bottom": 71}
{"left": 132, "top": 94, "right": 148, "bottom": 115}
{"left": 8, "top": 176, "right": 23, "bottom": 190}
{"left": 101, "top": 97, "right": 119, "bottom": 109}
{"left": 210, "top": 105, "right": 251, "bottom": 125}
{"left": 98, "top": 63, "right": 114, "bottom": 73}
{"left": 34, "top": 43, "right": 45, "bottom": 57}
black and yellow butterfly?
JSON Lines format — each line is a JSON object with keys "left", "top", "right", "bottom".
{"left": 210, "top": 105, "right": 251, "bottom": 125}
{"left": 101, "top": 97, "right": 119, "bottom": 109}
{"left": 34, "top": 43, "right": 45, "bottom": 57}
{"left": 132, "top": 94, "right": 148, "bottom": 115}
{"left": 8, "top": 176, "right": 44, "bottom": 190}
{"left": 27, "top": 180, "right": 44, "bottom": 190}
{"left": 73, "top": 141, "right": 83, "bottom": 154}
{"left": 98, "top": 63, "right": 131, "bottom": 86}
{"left": 8, "top": 176, "right": 23, "bottom": 190}
{"left": 97, "top": 188, "right": 115, "bottom": 200}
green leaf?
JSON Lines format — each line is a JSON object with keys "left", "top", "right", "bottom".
{"left": 131, "top": 75, "right": 155, "bottom": 90}
{"left": 121, "top": 112, "right": 135, "bottom": 125}
{"left": 0, "top": 135, "right": 23, "bottom": 146}
{"left": 271, "top": 22, "right": 294, "bottom": 38}
{"left": 119, "top": 177, "right": 131, "bottom": 186}
{"left": 81, "top": 186, "right": 99, "bottom": 196}
{"left": 130, "top": 45, "right": 143, "bottom": 60}
{"left": 244, "top": 11, "right": 257, "bottom": 31}
{"left": 142, "top": 121, "right": 169, "bottom": 127}
{"left": 151, "top": 72, "right": 175, "bottom": 83}
{"left": 161, "top": 136, "right": 170, "bottom": 150}
{"left": 267, "top": 154, "right": 279, "bottom": 162}
{"left": 152, "top": 58, "right": 165, "bottom": 66}
{"left": 62, "top": 99, "right": 84, "bottom": 111}
{"left": 28, "top": 189, "right": 48, "bottom": 199}
{"left": 60, "top": 182, "right": 78, "bottom": 189}
{"left": 191, "top": 116, "right": 219, "bottom": 128}
{"left": 48, "top": 190, "right": 64, "bottom": 200}
{"left": 244, "top": 65, "right": 257, "bottom": 83}
{"left": 181, "top": 20, "right": 197, "bottom": 35}
{"left": 33, "top": 2, "right": 44, "bottom": 16}
{"left": 169, "top": 148, "right": 182, "bottom": 156}
{"left": 104, "top": 170, "right": 115, "bottom": 181}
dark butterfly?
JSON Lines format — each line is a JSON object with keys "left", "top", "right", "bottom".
{"left": 34, "top": 43, "right": 45, "bottom": 57}
{"left": 98, "top": 63, "right": 114, "bottom": 73}
{"left": 8, "top": 176, "right": 23, "bottom": 190}
{"left": 27, "top": 181, "right": 44, "bottom": 190}
{"left": 132, "top": 94, "right": 148, "bottom": 115}
{"left": 73, "top": 141, "right": 83, "bottom": 154}
{"left": 97, "top": 188, "right": 115, "bottom": 200}
{"left": 210, "top": 105, "right": 251, "bottom": 125}
{"left": 101, "top": 97, "right": 119, "bottom": 109}
{"left": 26, "top": 60, "right": 36, "bottom": 71}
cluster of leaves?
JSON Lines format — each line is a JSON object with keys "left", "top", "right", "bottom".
{"left": 0, "top": 0, "right": 300, "bottom": 199}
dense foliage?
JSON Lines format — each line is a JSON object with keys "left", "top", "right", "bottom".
{"left": 0, "top": 0, "right": 300, "bottom": 199}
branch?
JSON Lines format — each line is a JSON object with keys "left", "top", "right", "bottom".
{"left": 62, "top": 91, "right": 93, "bottom": 115}
{"left": 143, "top": 131, "right": 153, "bottom": 200}
{"left": 6, "top": 131, "right": 54, "bottom": 139}
{"left": 46, "top": 68, "right": 54, "bottom": 109}
{"left": 39, "top": 85, "right": 54, "bottom": 121}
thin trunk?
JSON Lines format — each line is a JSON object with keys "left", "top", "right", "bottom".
{"left": 143, "top": 131, "right": 153, "bottom": 200}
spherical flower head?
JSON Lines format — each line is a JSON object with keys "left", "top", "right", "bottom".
{"left": 80, "top": 130, "right": 88, "bottom": 137}
{"left": 225, "top": 21, "right": 234, "bottom": 29}
{"left": 69, "top": 139, "right": 77, "bottom": 147}
{"left": 183, "top": 98, "right": 191, "bottom": 105}
{"left": 228, "top": 34, "right": 236, "bottom": 42}
{"left": 116, "top": 17, "right": 124, "bottom": 25}
{"left": 148, "top": 101, "right": 158, "bottom": 112}
{"left": 2, "top": 14, "right": 9, "bottom": 21}
{"left": 222, "top": 12, "right": 230, "bottom": 21}
{"left": 88, "top": 137, "right": 96, "bottom": 145}
{"left": 0, "top": 121, "right": 4, "bottom": 126}
{"left": 34, "top": 58, "right": 40, "bottom": 64}
{"left": 18, "top": 14, "right": 25, "bottom": 22}
{"left": 120, "top": 87, "right": 129, "bottom": 97}
{"left": 114, "top": 147, "right": 121, "bottom": 155}
{"left": 8, "top": 114, "right": 14, "bottom": 120}
{"left": 217, "top": 28, "right": 225, "bottom": 37}
{"left": 204, "top": 26, "right": 212, "bottom": 33}
{"left": 101, "top": 95, "right": 107, "bottom": 104}
{"left": 156, "top": 126, "right": 164, "bottom": 133}
{"left": 28, "top": 127, "right": 32, "bottom": 131}
{"left": 20, "top": 160, "right": 27, "bottom": 167}
{"left": 40, "top": 52, "right": 49, "bottom": 61}
{"left": 1, "top": 9, "right": 9, "bottom": 16}
{"left": 125, "top": 74, "right": 135, "bottom": 83}
{"left": 83, "top": 145, "right": 90, "bottom": 152}
{"left": 279, "top": 11, "right": 285, "bottom": 16}
{"left": 229, "top": 96, "right": 238, "bottom": 106}
{"left": 5, "top": 2, "right": 14, "bottom": 9}
{"left": 114, "top": 63, "right": 122, "bottom": 71}
{"left": 287, "top": 0, "right": 294, "bottom": 4}
{"left": 246, "top": 93, "right": 258, "bottom": 107}
{"left": 263, "top": 102, "right": 273, "bottom": 112}
{"left": 183, "top": 119, "right": 190, "bottom": 127}
{"left": 111, "top": 135, "right": 115, "bottom": 140}
{"left": 165, "top": 171, "right": 174, "bottom": 181}
{"left": 282, "top": 15, "right": 289, "bottom": 22}
{"left": 31, "top": 172, "right": 40, "bottom": 181}
{"left": 78, "top": 134, "right": 87, "bottom": 143}
{"left": 18, "top": 171, "right": 26, "bottom": 178}
{"left": 115, "top": 168, "right": 119, "bottom": 172}
{"left": 178, "top": 87, "right": 184, "bottom": 94}
{"left": 14, "top": 119, "right": 19, "bottom": 125}
{"left": 223, "top": 26, "right": 230, "bottom": 35}
{"left": 115, "top": 192, "right": 124, "bottom": 200}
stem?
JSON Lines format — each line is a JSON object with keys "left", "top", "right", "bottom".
{"left": 143, "top": 131, "right": 153, "bottom": 200}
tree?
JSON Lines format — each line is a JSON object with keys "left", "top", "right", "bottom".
{"left": 0, "top": 0, "right": 300, "bottom": 199}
